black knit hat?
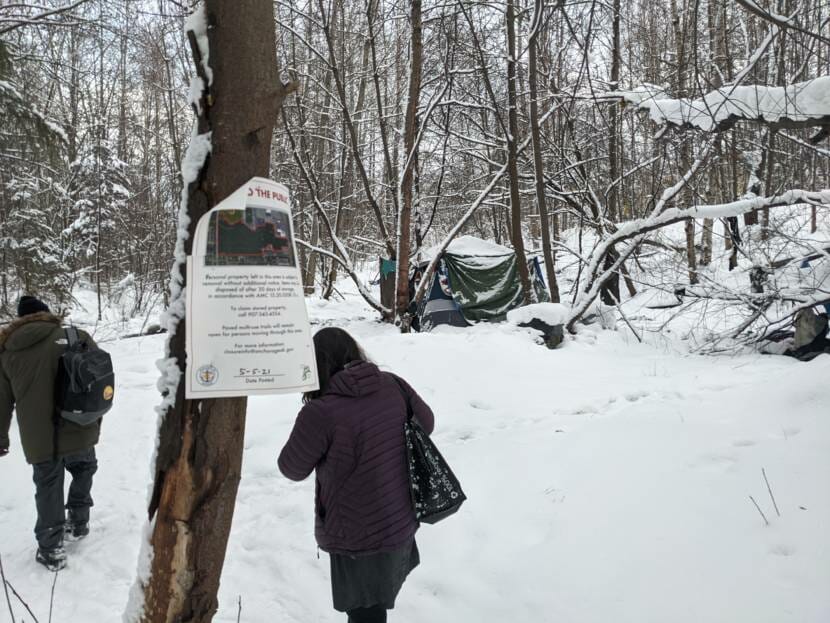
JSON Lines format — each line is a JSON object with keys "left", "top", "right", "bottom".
{"left": 17, "top": 296, "right": 50, "bottom": 318}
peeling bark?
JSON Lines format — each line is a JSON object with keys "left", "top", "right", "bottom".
{"left": 139, "top": 2, "right": 295, "bottom": 621}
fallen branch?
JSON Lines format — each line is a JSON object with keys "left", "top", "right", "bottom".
{"left": 762, "top": 468, "right": 781, "bottom": 518}
{"left": 749, "top": 495, "right": 771, "bottom": 526}
{"left": 48, "top": 570, "right": 58, "bottom": 623}
{"left": 0, "top": 554, "right": 16, "bottom": 623}
{"left": 3, "top": 578, "right": 39, "bottom": 623}
{"left": 566, "top": 188, "right": 830, "bottom": 331}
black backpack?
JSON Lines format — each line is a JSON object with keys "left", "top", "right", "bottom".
{"left": 55, "top": 327, "right": 114, "bottom": 426}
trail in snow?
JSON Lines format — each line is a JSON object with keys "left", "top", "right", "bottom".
{"left": 0, "top": 295, "right": 828, "bottom": 623}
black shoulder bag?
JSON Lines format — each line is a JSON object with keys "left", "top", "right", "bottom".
{"left": 393, "top": 378, "right": 466, "bottom": 524}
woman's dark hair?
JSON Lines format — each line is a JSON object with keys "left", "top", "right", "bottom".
{"left": 303, "top": 327, "right": 367, "bottom": 403}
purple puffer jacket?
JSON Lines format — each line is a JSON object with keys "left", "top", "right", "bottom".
{"left": 278, "top": 362, "right": 434, "bottom": 555}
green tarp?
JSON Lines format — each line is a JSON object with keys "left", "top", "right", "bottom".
{"left": 443, "top": 252, "right": 549, "bottom": 323}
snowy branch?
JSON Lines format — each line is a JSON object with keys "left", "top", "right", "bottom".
{"left": 603, "top": 76, "right": 830, "bottom": 140}
{"left": 732, "top": 0, "right": 830, "bottom": 46}
{"left": 566, "top": 188, "right": 830, "bottom": 331}
{"left": 0, "top": 0, "right": 91, "bottom": 34}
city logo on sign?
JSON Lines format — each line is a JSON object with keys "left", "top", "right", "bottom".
{"left": 197, "top": 364, "right": 219, "bottom": 386}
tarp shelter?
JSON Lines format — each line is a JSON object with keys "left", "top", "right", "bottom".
{"left": 411, "top": 236, "right": 550, "bottom": 331}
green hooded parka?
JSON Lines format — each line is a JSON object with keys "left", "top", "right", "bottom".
{"left": 0, "top": 312, "right": 101, "bottom": 464}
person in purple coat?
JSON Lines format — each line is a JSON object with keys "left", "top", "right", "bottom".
{"left": 278, "top": 327, "right": 434, "bottom": 623}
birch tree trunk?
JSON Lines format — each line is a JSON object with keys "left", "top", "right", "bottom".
{"left": 672, "top": 0, "right": 698, "bottom": 284}
{"left": 138, "top": 2, "right": 294, "bottom": 621}
{"left": 395, "top": 0, "right": 423, "bottom": 329}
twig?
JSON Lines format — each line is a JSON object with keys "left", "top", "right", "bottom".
{"left": 3, "top": 579, "right": 39, "bottom": 623}
{"left": 613, "top": 300, "right": 643, "bottom": 343}
{"left": 48, "top": 569, "right": 58, "bottom": 623}
{"left": 762, "top": 468, "right": 781, "bottom": 517}
{"left": 237, "top": 595, "right": 242, "bottom": 623}
{"left": 0, "top": 554, "right": 17, "bottom": 623}
{"left": 749, "top": 495, "right": 770, "bottom": 526}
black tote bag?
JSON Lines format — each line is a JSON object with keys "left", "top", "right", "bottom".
{"left": 394, "top": 378, "right": 466, "bottom": 524}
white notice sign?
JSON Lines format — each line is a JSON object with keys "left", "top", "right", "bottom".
{"left": 185, "top": 177, "right": 318, "bottom": 398}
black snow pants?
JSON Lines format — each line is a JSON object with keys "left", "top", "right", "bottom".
{"left": 32, "top": 448, "right": 97, "bottom": 550}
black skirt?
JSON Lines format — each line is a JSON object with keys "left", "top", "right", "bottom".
{"left": 330, "top": 538, "right": 420, "bottom": 612}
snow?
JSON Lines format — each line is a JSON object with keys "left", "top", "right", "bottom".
{"left": 610, "top": 76, "right": 830, "bottom": 132}
{"left": 1, "top": 282, "right": 829, "bottom": 622}
{"left": 151, "top": 126, "right": 209, "bottom": 421}
{"left": 424, "top": 235, "right": 513, "bottom": 260}
{"left": 184, "top": 5, "right": 213, "bottom": 86}
{"left": 506, "top": 302, "right": 569, "bottom": 326}
{"left": 187, "top": 76, "right": 205, "bottom": 113}
{"left": 0, "top": 79, "right": 67, "bottom": 142}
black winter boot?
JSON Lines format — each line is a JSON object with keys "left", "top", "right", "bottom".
{"left": 65, "top": 507, "right": 90, "bottom": 541}
{"left": 36, "top": 547, "right": 67, "bottom": 571}
{"left": 64, "top": 520, "right": 89, "bottom": 541}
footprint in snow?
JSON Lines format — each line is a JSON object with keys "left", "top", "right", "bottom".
{"left": 781, "top": 426, "right": 801, "bottom": 439}
{"left": 572, "top": 404, "right": 598, "bottom": 415}
{"left": 769, "top": 544, "right": 796, "bottom": 557}
{"left": 624, "top": 390, "right": 649, "bottom": 402}
{"left": 692, "top": 452, "right": 738, "bottom": 471}
{"left": 469, "top": 400, "right": 493, "bottom": 411}
{"left": 700, "top": 384, "right": 730, "bottom": 392}
{"left": 732, "top": 439, "right": 756, "bottom": 448}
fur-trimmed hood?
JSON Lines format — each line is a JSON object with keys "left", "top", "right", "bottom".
{"left": 0, "top": 312, "right": 63, "bottom": 351}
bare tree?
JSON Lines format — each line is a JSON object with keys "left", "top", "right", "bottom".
{"left": 133, "top": 2, "right": 297, "bottom": 621}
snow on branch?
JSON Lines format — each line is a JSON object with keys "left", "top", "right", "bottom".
{"left": 615, "top": 190, "right": 830, "bottom": 238}
{"left": 733, "top": 0, "right": 830, "bottom": 46}
{"left": 0, "top": 79, "right": 67, "bottom": 143}
{"left": 604, "top": 77, "right": 830, "bottom": 140}
{"left": 565, "top": 188, "right": 830, "bottom": 332}
{"left": 0, "top": 0, "right": 91, "bottom": 35}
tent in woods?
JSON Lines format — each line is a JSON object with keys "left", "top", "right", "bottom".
{"left": 380, "top": 236, "right": 550, "bottom": 331}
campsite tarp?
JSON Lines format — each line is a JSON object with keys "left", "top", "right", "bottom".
{"left": 444, "top": 252, "right": 524, "bottom": 322}
{"left": 423, "top": 236, "right": 549, "bottom": 324}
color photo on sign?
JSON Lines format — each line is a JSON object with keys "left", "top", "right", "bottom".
{"left": 205, "top": 207, "right": 296, "bottom": 267}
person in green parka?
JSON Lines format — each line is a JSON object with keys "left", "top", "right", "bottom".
{"left": 0, "top": 296, "right": 101, "bottom": 571}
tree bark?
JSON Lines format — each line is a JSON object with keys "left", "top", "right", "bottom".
{"left": 601, "top": 0, "right": 622, "bottom": 305}
{"left": 529, "top": 0, "right": 560, "bottom": 303}
{"left": 139, "top": 2, "right": 293, "bottom": 621}
{"left": 395, "top": 0, "right": 423, "bottom": 328}
{"left": 671, "top": 0, "right": 698, "bottom": 285}
{"left": 506, "top": 0, "right": 533, "bottom": 304}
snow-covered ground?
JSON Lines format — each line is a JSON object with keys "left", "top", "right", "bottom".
{"left": 1, "top": 288, "right": 828, "bottom": 623}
